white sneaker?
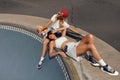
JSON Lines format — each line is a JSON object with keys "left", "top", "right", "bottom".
{"left": 87, "top": 55, "right": 100, "bottom": 67}
{"left": 37, "top": 61, "right": 42, "bottom": 69}
{"left": 101, "top": 65, "right": 119, "bottom": 76}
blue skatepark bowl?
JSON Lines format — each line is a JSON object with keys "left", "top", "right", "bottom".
{"left": 0, "top": 24, "right": 70, "bottom": 80}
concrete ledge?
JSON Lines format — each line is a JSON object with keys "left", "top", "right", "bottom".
{"left": 62, "top": 57, "right": 80, "bottom": 80}
{"left": 0, "top": 14, "right": 48, "bottom": 33}
{"left": 0, "top": 14, "right": 120, "bottom": 80}
{"left": 75, "top": 28, "right": 120, "bottom": 80}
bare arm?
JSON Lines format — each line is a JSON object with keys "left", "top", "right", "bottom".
{"left": 49, "top": 41, "right": 59, "bottom": 57}
{"left": 52, "top": 27, "right": 67, "bottom": 37}
{"left": 61, "top": 28, "right": 66, "bottom": 36}
{"left": 67, "top": 25, "right": 79, "bottom": 34}
{"left": 42, "top": 20, "right": 53, "bottom": 30}
{"left": 43, "top": 14, "right": 59, "bottom": 30}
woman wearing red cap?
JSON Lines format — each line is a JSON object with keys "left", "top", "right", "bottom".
{"left": 36, "top": 9, "right": 81, "bottom": 69}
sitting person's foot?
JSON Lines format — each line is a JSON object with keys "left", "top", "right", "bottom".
{"left": 37, "top": 61, "right": 42, "bottom": 70}
{"left": 87, "top": 55, "right": 100, "bottom": 67}
{"left": 101, "top": 65, "right": 119, "bottom": 76}
{"left": 37, "top": 64, "right": 42, "bottom": 69}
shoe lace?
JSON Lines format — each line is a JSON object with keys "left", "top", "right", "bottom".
{"left": 106, "top": 65, "right": 115, "bottom": 73}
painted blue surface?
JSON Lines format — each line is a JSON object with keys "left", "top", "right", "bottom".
{"left": 0, "top": 29, "right": 65, "bottom": 80}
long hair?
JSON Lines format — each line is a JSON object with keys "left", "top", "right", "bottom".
{"left": 47, "top": 31, "right": 61, "bottom": 41}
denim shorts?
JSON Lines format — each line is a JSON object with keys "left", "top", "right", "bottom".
{"left": 48, "top": 27, "right": 54, "bottom": 31}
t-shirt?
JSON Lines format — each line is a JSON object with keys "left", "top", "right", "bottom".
{"left": 50, "top": 14, "right": 70, "bottom": 30}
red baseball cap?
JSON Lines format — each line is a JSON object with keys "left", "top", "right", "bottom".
{"left": 60, "top": 9, "right": 69, "bottom": 18}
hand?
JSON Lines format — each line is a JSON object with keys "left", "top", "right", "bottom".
{"left": 42, "top": 29, "right": 48, "bottom": 34}
{"left": 38, "top": 31, "right": 45, "bottom": 36}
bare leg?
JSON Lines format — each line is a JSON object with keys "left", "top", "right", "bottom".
{"left": 38, "top": 38, "right": 49, "bottom": 67}
{"left": 76, "top": 34, "right": 119, "bottom": 75}
{"left": 76, "top": 34, "right": 102, "bottom": 62}
{"left": 41, "top": 38, "right": 49, "bottom": 57}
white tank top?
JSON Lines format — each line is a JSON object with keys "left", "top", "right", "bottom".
{"left": 55, "top": 37, "right": 68, "bottom": 48}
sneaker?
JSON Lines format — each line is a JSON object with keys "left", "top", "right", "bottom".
{"left": 37, "top": 64, "right": 42, "bottom": 70}
{"left": 101, "top": 65, "right": 119, "bottom": 76}
{"left": 37, "top": 61, "right": 43, "bottom": 70}
{"left": 87, "top": 55, "right": 100, "bottom": 67}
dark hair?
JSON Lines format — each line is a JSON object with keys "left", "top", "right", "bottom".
{"left": 46, "top": 31, "right": 62, "bottom": 40}
{"left": 47, "top": 31, "right": 53, "bottom": 36}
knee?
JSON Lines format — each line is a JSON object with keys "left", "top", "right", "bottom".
{"left": 36, "top": 25, "right": 43, "bottom": 31}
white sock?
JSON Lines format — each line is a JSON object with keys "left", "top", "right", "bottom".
{"left": 98, "top": 59, "right": 107, "bottom": 66}
{"left": 39, "top": 57, "right": 44, "bottom": 65}
{"left": 39, "top": 61, "right": 42, "bottom": 65}
{"left": 40, "top": 57, "right": 44, "bottom": 61}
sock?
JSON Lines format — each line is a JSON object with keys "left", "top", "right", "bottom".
{"left": 98, "top": 59, "right": 107, "bottom": 66}
{"left": 40, "top": 57, "right": 44, "bottom": 61}
{"left": 39, "top": 57, "right": 44, "bottom": 65}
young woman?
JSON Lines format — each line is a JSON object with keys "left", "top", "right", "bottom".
{"left": 48, "top": 29, "right": 119, "bottom": 76}
{"left": 36, "top": 9, "right": 80, "bottom": 68}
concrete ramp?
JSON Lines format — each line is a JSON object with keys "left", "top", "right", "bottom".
{"left": 0, "top": 14, "right": 120, "bottom": 80}
{"left": 72, "top": 28, "right": 120, "bottom": 80}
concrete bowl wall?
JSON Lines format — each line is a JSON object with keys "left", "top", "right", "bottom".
{"left": 0, "top": 14, "right": 120, "bottom": 80}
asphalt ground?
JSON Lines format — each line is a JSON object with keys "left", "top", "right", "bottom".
{"left": 0, "top": 0, "right": 120, "bottom": 52}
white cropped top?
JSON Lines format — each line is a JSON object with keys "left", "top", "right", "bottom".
{"left": 55, "top": 37, "right": 68, "bottom": 48}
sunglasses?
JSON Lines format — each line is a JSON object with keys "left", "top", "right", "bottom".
{"left": 58, "top": 12, "right": 63, "bottom": 16}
